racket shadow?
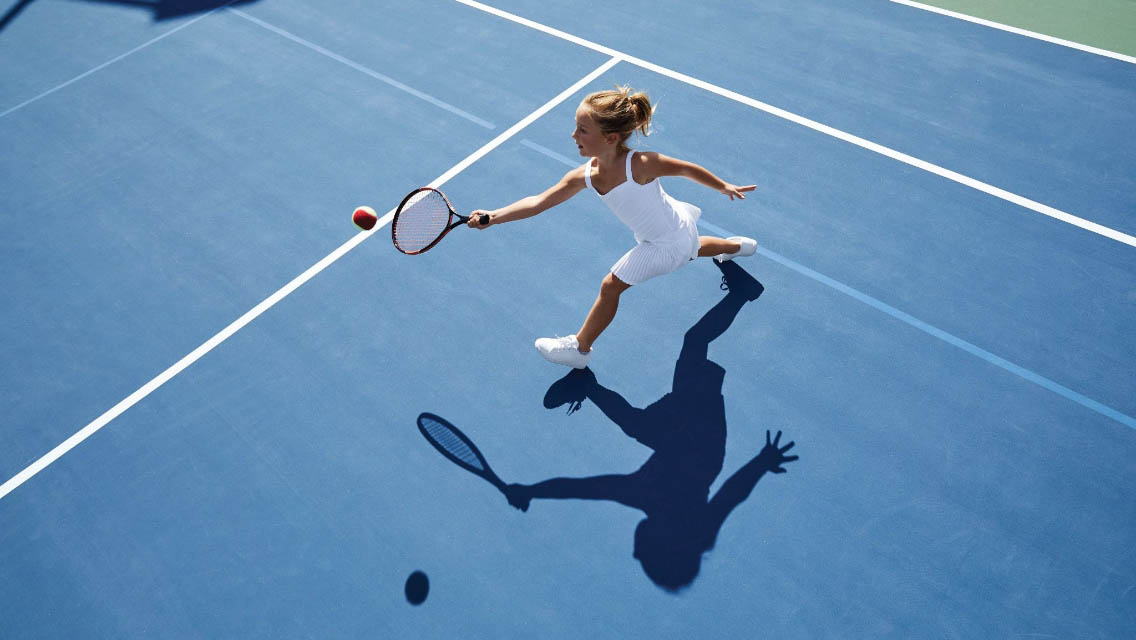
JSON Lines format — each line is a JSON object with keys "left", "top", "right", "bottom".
{"left": 520, "top": 261, "right": 799, "bottom": 591}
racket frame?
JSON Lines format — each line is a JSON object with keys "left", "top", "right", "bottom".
{"left": 391, "top": 187, "right": 488, "bottom": 255}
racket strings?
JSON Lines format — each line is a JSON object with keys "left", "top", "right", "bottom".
{"left": 421, "top": 417, "right": 486, "bottom": 472}
{"left": 393, "top": 190, "right": 451, "bottom": 252}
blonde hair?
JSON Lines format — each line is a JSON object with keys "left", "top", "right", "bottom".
{"left": 581, "top": 85, "right": 653, "bottom": 152}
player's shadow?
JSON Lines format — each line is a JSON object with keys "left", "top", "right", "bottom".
{"left": 505, "top": 261, "right": 799, "bottom": 591}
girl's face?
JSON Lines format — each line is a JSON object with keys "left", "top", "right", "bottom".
{"left": 572, "top": 106, "right": 615, "bottom": 157}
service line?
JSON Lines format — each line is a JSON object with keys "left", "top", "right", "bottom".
{"left": 0, "top": 8, "right": 222, "bottom": 119}
{"left": 228, "top": 9, "right": 496, "bottom": 130}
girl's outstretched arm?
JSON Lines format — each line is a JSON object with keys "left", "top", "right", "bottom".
{"left": 468, "top": 166, "right": 587, "bottom": 228}
{"left": 637, "top": 151, "right": 755, "bottom": 200}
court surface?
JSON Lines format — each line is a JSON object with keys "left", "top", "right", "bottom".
{"left": 2, "top": 1, "right": 1134, "bottom": 637}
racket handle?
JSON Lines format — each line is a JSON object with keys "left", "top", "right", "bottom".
{"left": 478, "top": 213, "right": 490, "bottom": 226}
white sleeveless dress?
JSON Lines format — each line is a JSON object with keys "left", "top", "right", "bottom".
{"left": 584, "top": 151, "right": 702, "bottom": 285}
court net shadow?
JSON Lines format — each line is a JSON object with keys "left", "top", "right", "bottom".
{"left": 508, "top": 261, "right": 799, "bottom": 591}
{"left": 2, "top": 0, "right": 261, "bottom": 34}
{"left": 0, "top": 0, "right": 35, "bottom": 32}
{"left": 69, "top": 0, "right": 260, "bottom": 21}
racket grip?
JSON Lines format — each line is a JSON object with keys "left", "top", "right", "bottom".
{"left": 478, "top": 213, "right": 490, "bottom": 226}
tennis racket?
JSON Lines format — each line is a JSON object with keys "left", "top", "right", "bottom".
{"left": 417, "top": 412, "right": 505, "bottom": 491}
{"left": 391, "top": 187, "right": 489, "bottom": 255}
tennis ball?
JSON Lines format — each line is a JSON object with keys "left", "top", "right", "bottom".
{"left": 352, "top": 206, "right": 378, "bottom": 230}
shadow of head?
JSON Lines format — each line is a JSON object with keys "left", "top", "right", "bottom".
{"left": 633, "top": 513, "right": 708, "bottom": 591}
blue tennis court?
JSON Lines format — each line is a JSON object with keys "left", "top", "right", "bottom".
{"left": 2, "top": 1, "right": 1134, "bottom": 637}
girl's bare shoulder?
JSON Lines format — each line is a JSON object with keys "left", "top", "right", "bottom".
{"left": 636, "top": 150, "right": 681, "bottom": 166}
{"left": 561, "top": 164, "right": 588, "bottom": 187}
{"left": 638, "top": 151, "right": 693, "bottom": 179}
{"left": 632, "top": 150, "right": 669, "bottom": 182}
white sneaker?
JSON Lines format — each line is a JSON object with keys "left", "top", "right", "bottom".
{"left": 534, "top": 334, "right": 591, "bottom": 369}
{"left": 713, "top": 236, "right": 757, "bottom": 263}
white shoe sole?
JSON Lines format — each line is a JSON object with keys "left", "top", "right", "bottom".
{"left": 534, "top": 336, "right": 591, "bottom": 369}
{"left": 714, "top": 236, "right": 757, "bottom": 263}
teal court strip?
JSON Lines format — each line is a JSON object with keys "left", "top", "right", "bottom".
{"left": 887, "top": 0, "right": 1136, "bottom": 64}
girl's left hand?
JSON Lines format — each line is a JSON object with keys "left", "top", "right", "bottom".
{"left": 722, "top": 184, "right": 756, "bottom": 200}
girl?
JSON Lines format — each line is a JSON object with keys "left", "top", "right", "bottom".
{"left": 468, "top": 86, "right": 757, "bottom": 368}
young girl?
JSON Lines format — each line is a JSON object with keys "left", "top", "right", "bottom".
{"left": 468, "top": 86, "right": 757, "bottom": 368}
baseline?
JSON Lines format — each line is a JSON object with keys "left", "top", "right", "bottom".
{"left": 453, "top": 0, "right": 1136, "bottom": 249}
{"left": 888, "top": 0, "right": 1136, "bottom": 65}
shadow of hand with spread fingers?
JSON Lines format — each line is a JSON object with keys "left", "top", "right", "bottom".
{"left": 510, "top": 262, "right": 799, "bottom": 591}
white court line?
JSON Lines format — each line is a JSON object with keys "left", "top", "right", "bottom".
{"left": 889, "top": 0, "right": 1136, "bottom": 66}
{"left": 228, "top": 9, "right": 495, "bottom": 130}
{"left": 0, "top": 8, "right": 222, "bottom": 119}
{"left": 521, "top": 138, "right": 579, "bottom": 167}
{"left": 0, "top": 56, "right": 621, "bottom": 502}
{"left": 454, "top": 0, "right": 1136, "bottom": 250}
{"left": 515, "top": 141, "right": 1136, "bottom": 430}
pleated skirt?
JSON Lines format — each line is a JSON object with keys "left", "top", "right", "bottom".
{"left": 610, "top": 198, "right": 702, "bottom": 286}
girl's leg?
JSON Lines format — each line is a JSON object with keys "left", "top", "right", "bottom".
{"left": 576, "top": 272, "right": 631, "bottom": 352}
{"left": 697, "top": 236, "right": 741, "bottom": 257}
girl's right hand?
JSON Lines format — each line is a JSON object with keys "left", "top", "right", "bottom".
{"left": 468, "top": 209, "right": 493, "bottom": 229}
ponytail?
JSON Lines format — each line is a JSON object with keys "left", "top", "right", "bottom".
{"left": 627, "top": 90, "right": 653, "bottom": 137}
{"left": 582, "top": 85, "right": 654, "bottom": 151}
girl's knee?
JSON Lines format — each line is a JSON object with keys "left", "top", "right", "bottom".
{"left": 601, "top": 273, "right": 631, "bottom": 297}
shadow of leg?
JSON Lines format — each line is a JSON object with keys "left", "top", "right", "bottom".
{"left": 543, "top": 368, "right": 596, "bottom": 414}
{"left": 715, "top": 260, "right": 764, "bottom": 301}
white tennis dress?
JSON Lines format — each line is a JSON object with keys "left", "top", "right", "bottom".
{"left": 584, "top": 151, "right": 702, "bottom": 285}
